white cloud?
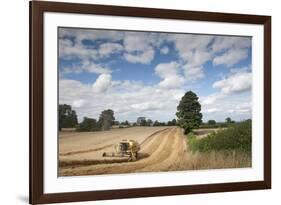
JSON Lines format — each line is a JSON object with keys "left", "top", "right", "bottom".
{"left": 59, "top": 28, "right": 125, "bottom": 68}
{"left": 200, "top": 92, "right": 251, "bottom": 122}
{"left": 131, "top": 102, "right": 164, "bottom": 112}
{"left": 59, "top": 28, "right": 251, "bottom": 77}
{"left": 92, "top": 74, "right": 112, "bottom": 93}
{"left": 213, "top": 71, "right": 252, "bottom": 94}
{"left": 83, "top": 64, "right": 111, "bottom": 74}
{"left": 188, "top": 50, "right": 212, "bottom": 68}
{"left": 213, "top": 48, "right": 248, "bottom": 67}
{"left": 59, "top": 77, "right": 185, "bottom": 122}
{"left": 200, "top": 93, "right": 225, "bottom": 105}
{"left": 58, "top": 29, "right": 253, "bottom": 122}
{"left": 158, "top": 75, "right": 185, "bottom": 89}
{"left": 169, "top": 35, "right": 214, "bottom": 81}
{"left": 123, "top": 33, "right": 149, "bottom": 52}
{"left": 230, "top": 102, "right": 252, "bottom": 114}
{"left": 59, "top": 28, "right": 124, "bottom": 43}
{"left": 230, "top": 66, "right": 250, "bottom": 73}
{"left": 154, "top": 62, "right": 185, "bottom": 89}
{"left": 160, "top": 46, "right": 169, "bottom": 54}
{"left": 61, "top": 60, "right": 111, "bottom": 75}
{"left": 98, "top": 43, "right": 123, "bottom": 57}
{"left": 183, "top": 65, "right": 204, "bottom": 81}
{"left": 60, "top": 76, "right": 251, "bottom": 123}
{"left": 124, "top": 47, "right": 155, "bottom": 64}
{"left": 155, "top": 61, "right": 179, "bottom": 78}
{"left": 59, "top": 79, "right": 91, "bottom": 103}
{"left": 59, "top": 29, "right": 165, "bottom": 65}
{"left": 200, "top": 66, "right": 252, "bottom": 121}
{"left": 205, "top": 108, "right": 221, "bottom": 113}
{"left": 122, "top": 32, "right": 164, "bottom": 64}
{"left": 172, "top": 34, "right": 213, "bottom": 63}
{"left": 59, "top": 38, "right": 123, "bottom": 62}
{"left": 59, "top": 38, "right": 98, "bottom": 60}
{"left": 73, "top": 99, "right": 85, "bottom": 108}
{"left": 211, "top": 36, "right": 251, "bottom": 53}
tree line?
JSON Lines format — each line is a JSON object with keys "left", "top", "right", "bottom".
{"left": 60, "top": 90, "right": 237, "bottom": 133}
{"left": 199, "top": 117, "right": 236, "bottom": 129}
{"left": 59, "top": 104, "right": 115, "bottom": 132}
{"left": 59, "top": 104, "right": 177, "bottom": 132}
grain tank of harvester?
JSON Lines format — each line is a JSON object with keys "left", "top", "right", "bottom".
{"left": 102, "top": 139, "right": 140, "bottom": 161}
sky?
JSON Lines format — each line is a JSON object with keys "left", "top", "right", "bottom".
{"left": 58, "top": 27, "right": 252, "bottom": 123}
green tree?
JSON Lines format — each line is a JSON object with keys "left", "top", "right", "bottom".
{"left": 58, "top": 104, "right": 78, "bottom": 131}
{"left": 78, "top": 117, "right": 100, "bottom": 131}
{"left": 153, "top": 120, "right": 160, "bottom": 126}
{"left": 113, "top": 121, "right": 120, "bottom": 125}
{"left": 146, "top": 119, "right": 153, "bottom": 126}
{"left": 167, "top": 121, "right": 173, "bottom": 126}
{"left": 225, "top": 117, "right": 232, "bottom": 123}
{"left": 208, "top": 120, "right": 216, "bottom": 125}
{"left": 121, "top": 120, "right": 130, "bottom": 126}
{"left": 167, "top": 120, "right": 177, "bottom": 126}
{"left": 225, "top": 117, "right": 235, "bottom": 124}
{"left": 98, "top": 109, "right": 115, "bottom": 131}
{"left": 176, "top": 91, "right": 202, "bottom": 134}
{"left": 140, "top": 119, "right": 147, "bottom": 126}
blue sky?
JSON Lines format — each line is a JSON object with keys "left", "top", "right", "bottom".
{"left": 59, "top": 28, "right": 252, "bottom": 123}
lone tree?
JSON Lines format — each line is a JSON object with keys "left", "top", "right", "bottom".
{"left": 99, "top": 109, "right": 115, "bottom": 131}
{"left": 58, "top": 104, "right": 78, "bottom": 131}
{"left": 176, "top": 91, "right": 202, "bottom": 134}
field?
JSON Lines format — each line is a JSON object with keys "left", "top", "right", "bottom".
{"left": 59, "top": 126, "right": 251, "bottom": 176}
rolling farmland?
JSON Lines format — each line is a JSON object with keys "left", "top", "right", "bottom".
{"left": 59, "top": 126, "right": 249, "bottom": 176}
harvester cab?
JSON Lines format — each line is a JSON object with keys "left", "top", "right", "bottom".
{"left": 102, "top": 139, "right": 140, "bottom": 161}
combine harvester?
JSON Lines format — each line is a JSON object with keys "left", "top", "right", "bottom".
{"left": 102, "top": 139, "right": 140, "bottom": 161}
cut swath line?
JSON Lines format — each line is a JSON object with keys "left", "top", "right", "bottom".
{"left": 59, "top": 143, "right": 114, "bottom": 156}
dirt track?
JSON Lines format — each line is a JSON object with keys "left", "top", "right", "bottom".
{"left": 59, "top": 127, "right": 217, "bottom": 176}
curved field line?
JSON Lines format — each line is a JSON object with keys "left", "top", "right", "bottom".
{"left": 59, "top": 134, "right": 124, "bottom": 156}
{"left": 59, "top": 144, "right": 114, "bottom": 156}
{"left": 59, "top": 158, "right": 129, "bottom": 168}
{"left": 140, "top": 128, "right": 169, "bottom": 146}
{"left": 138, "top": 128, "right": 179, "bottom": 172}
{"left": 162, "top": 128, "right": 187, "bottom": 171}
{"left": 59, "top": 128, "right": 170, "bottom": 169}
{"left": 95, "top": 128, "right": 176, "bottom": 174}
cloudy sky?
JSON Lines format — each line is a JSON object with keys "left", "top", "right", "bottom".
{"left": 58, "top": 27, "right": 252, "bottom": 123}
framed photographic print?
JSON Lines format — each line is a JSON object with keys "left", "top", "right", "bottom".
{"left": 29, "top": 1, "right": 271, "bottom": 204}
